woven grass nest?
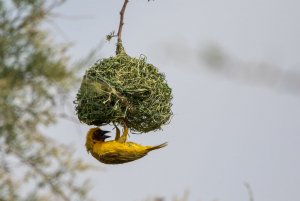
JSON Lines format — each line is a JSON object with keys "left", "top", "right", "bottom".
{"left": 75, "top": 44, "right": 172, "bottom": 133}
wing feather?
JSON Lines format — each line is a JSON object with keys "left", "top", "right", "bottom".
{"left": 92, "top": 141, "right": 148, "bottom": 164}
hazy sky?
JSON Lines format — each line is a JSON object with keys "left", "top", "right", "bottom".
{"left": 47, "top": 1, "right": 300, "bottom": 201}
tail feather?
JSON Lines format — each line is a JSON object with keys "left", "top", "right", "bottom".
{"left": 147, "top": 142, "right": 168, "bottom": 151}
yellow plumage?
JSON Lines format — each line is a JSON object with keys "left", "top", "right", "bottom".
{"left": 85, "top": 126, "right": 167, "bottom": 164}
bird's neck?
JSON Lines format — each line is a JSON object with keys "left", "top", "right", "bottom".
{"left": 85, "top": 135, "right": 105, "bottom": 153}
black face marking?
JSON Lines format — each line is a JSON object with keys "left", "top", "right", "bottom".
{"left": 93, "top": 129, "right": 110, "bottom": 141}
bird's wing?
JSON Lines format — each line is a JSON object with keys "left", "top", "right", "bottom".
{"left": 97, "top": 151, "right": 147, "bottom": 164}
{"left": 93, "top": 142, "right": 147, "bottom": 164}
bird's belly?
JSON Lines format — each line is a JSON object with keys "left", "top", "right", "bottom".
{"left": 92, "top": 151, "right": 147, "bottom": 164}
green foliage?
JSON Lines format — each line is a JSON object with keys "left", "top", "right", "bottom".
{"left": 0, "top": 0, "right": 93, "bottom": 200}
{"left": 106, "top": 31, "right": 116, "bottom": 42}
{"left": 75, "top": 49, "right": 173, "bottom": 133}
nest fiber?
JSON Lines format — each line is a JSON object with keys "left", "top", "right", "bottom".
{"left": 75, "top": 53, "right": 172, "bottom": 133}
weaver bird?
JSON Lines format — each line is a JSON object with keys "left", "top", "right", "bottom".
{"left": 85, "top": 125, "right": 167, "bottom": 164}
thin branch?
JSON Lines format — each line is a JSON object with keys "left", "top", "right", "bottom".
{"left": 244, "top": 182, "right": 255, "bottom": 201}
{"left": 7, "top": 147, "right": 70, "bottom": 201}
{"left": 117, "top": 0, "right": 129, "bottom": 42}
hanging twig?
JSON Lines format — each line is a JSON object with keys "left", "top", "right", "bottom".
{"left": 107, "top": 0, "right": 154, "bottom": 42}
{"left": 117, "top": 0, "right": 129, "bottom": 43}
{"left": 106, "top": 0, "right": 152, "bottom": 54}
{"left": 115, "top": 0, "right": 130, "bottom": 54}
{"left": 106, "top": 0, "right": 129, "bottom": 42}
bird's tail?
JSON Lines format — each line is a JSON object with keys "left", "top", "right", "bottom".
{"left": 147, "top": 142, "right": 168, "bottom": 151}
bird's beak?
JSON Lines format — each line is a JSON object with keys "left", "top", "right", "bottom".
{"left": 99, "top": 130, "right": 110, "bottom": 139}
{"left": 98, "top": 130, "right": 110, "bottom": 135}
{"left": 93, "top": 129, "right": 111, "bottom": 140}
{"left": 102, "top": 134, "right": 110, "bottom": 139}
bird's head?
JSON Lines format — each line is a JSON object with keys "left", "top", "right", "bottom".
{"left": 85, "top": 127, "right": 110, "bottom": 153}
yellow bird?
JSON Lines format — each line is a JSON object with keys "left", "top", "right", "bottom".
{"left": 85, "top": 125, "right": 167, "bottom": 164}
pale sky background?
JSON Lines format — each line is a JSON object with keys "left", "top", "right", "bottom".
{"left": 46, "top": 1, "right": 300, "bottom": 201}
